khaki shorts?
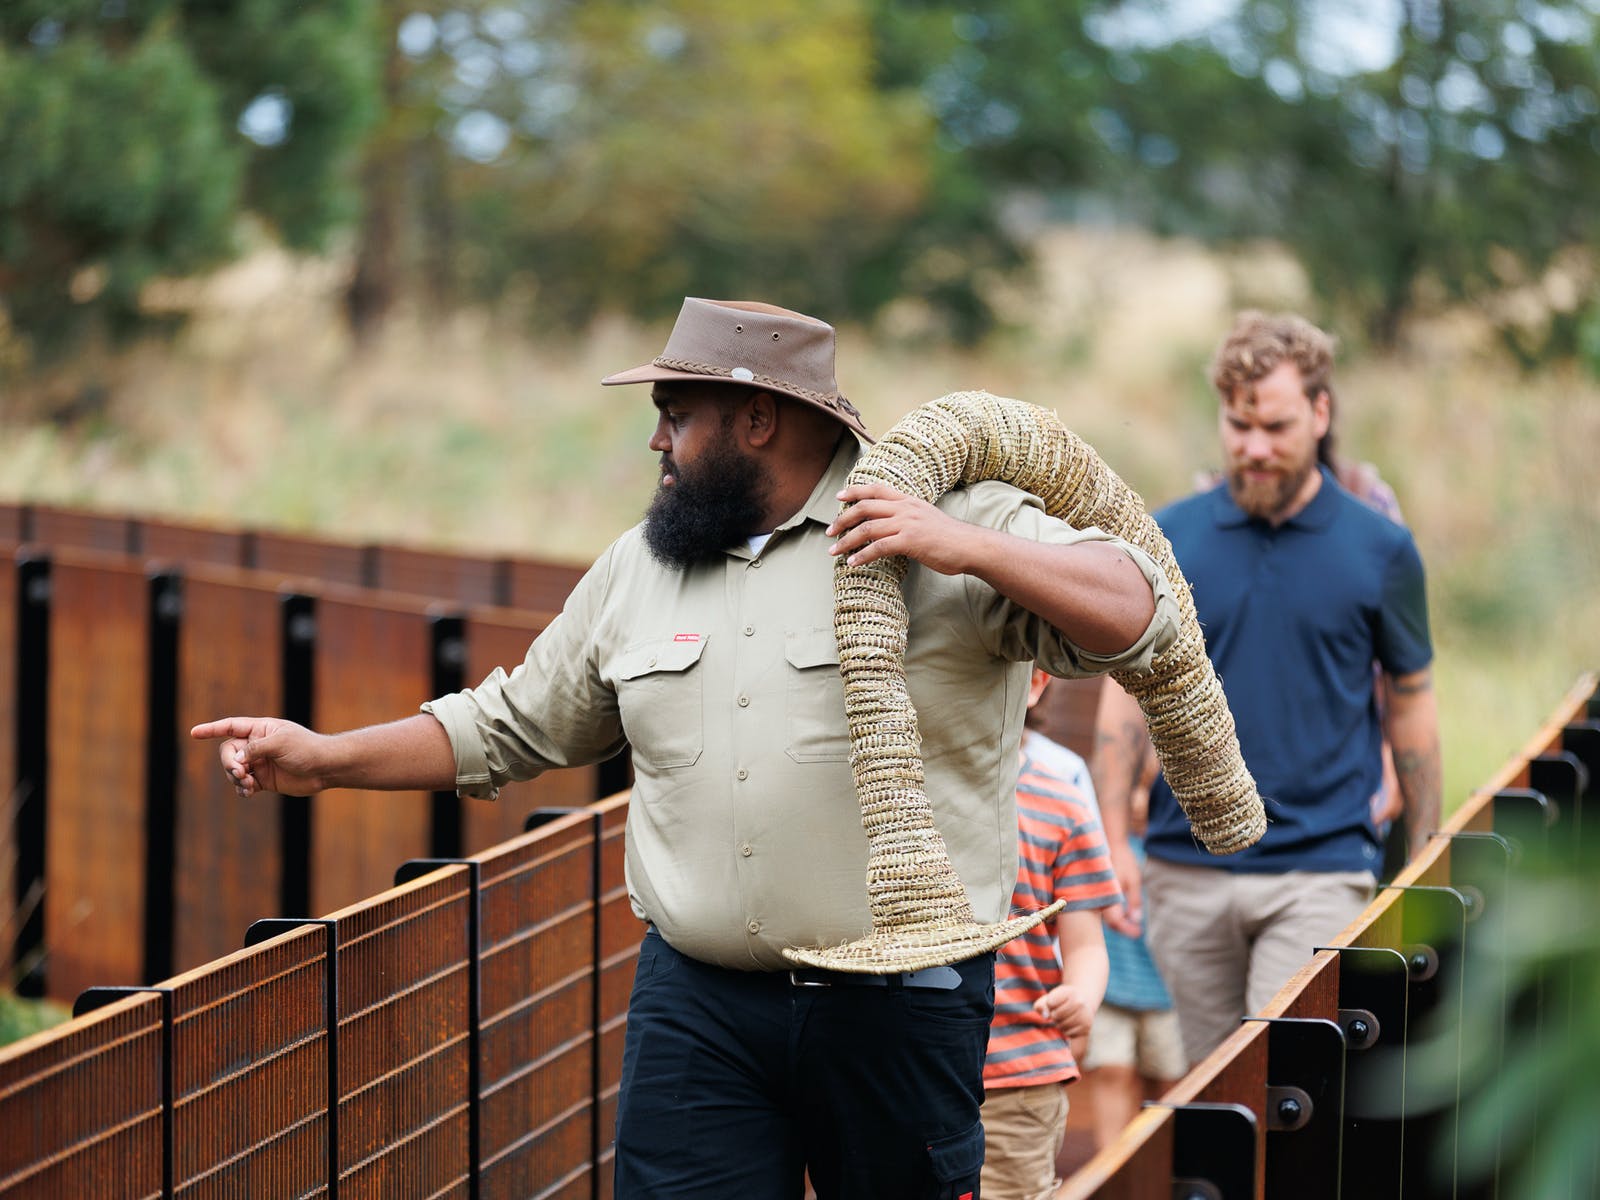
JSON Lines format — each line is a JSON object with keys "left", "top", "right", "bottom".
{"left": 980, "top": 1081, "right": 1069, "bottom": 1200}
{"left": 1143, "top": 858, "right": 1375, "bottom": 1067}
{"left": 1082, "top": 1004, "right": 1186, "bottom": 1082}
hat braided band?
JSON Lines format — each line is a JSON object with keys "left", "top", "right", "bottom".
{"left": 783, "top": 391, "right": 1265, "bottom": 974}
{"left": 652, "top": 355, "right": 854, "bottom": 414}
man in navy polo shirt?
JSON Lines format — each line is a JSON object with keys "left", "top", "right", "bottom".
{"left": 1092, "top": 310, "right": 1441, "bottom": 1066}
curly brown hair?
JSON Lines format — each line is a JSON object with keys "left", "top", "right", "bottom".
{"left": 1209, "top": 310, "right": 1338, "bottom": 464}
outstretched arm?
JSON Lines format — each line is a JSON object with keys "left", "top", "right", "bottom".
{"left": 1381, "top": 667, "right": 1441, "bottom": 858}
{"left": 191, "top": 713, "right": 457, "bottom": 797}
{"left": 1091, "top": 679, "right": 1151, "bottom": 937}
{"left": 827, "top": 483, "right": 1157, "bottom": 656}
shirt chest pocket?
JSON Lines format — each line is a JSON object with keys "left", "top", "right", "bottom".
{"left": 784, "top": 628, "right": 850, "bottom": 764}
{"left": 616, "top": 637, "right": 708, "bottom": 770}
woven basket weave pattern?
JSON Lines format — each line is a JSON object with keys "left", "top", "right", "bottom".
{"left": 782, "top": 392, "right": 1265, "bottom": 973}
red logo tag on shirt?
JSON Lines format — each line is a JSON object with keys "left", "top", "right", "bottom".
{"left": 673, "top": 632, "right": 702, "bottom": 643}
{"left": 958, "top": 1193, "right": 972, "bottom": 1200}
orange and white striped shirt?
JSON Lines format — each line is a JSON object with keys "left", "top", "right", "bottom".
{"left": 983, "top": 749, "right": 1120, "bottom": 1089}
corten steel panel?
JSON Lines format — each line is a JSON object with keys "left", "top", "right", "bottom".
{"left": 477, "top": 818, "right": 598, "bottom": 1197}
{"left": 0, "top": 506, "right": 25, "bottom": 542}
{"left": 172, "top": 572, "right": 286, "bottom": 974}
{"left": 168, "top": 927, "right": 331, "bottom": 1197}
{"left": 1262, "top": 950, "right": 1342, "bottom": 1022}
{"left": 1348, "top": 831, "right": 1454, "bottom": 952}
{"left": 372, "top": 545, "right": 504, "bottom": 607}
{"left": 1055, "top": 1109, "right": 1177, "bottom": 1199}
{"left": 0, "top": 992, "right": 164, "bottom": 1198}
{"left": 46, "top": 557, "right": 151, "bottom": 1000}
{"left": 28, "top": 506, "right": 137, "bottom": 556}
{"left": 310, "top": 594, "right": 435, "bottom": 915}
{"left": 252, "top": 531, "right": 371, "bottom": 590}
{"left": 596, "top": 798, "right": 641, "bottom": 1156}
{"left": 458, "top": 611, "right": 602, "bottom": 853}
{"left": 1033, "top": 676, "right": 1105, "bottom": 762}
{"left": 1191, "top": 1021, "right": 1271, "bottom": 1107}
{"left": 0, "top": 545, "right": 17, "bottom": 941}
{"left": 139, "top": 519, "right": 249, "bottom": 571}
{"left": 504, "top": 559, "right": 586, "bottom": 617}
{"left": 332, "top": 869, "right": 472, "bottom": 1198}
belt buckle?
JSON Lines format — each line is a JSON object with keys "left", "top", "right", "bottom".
{"left": 789, "top": 969, "right": 831, "bottom": 988}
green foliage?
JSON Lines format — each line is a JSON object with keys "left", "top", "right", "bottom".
{"left": 180, "top": 0, "right": 380, "bottom": 248}
{"left": 0, "top": 2, "right": 378, "bottom": 359}
{"left": 437, "top": 0, "right": 935, "bottom": 328}
{"left": 871, "top": 1, "right": 1600, "bottom": 353}
{"left": 8, "top": 1, "right": 1598, "bottom": 351}
{"left": 0, "top": 989, "right": 67, "bottom": 1047}
{"left": 1407, "top": 847, "right": 1600, "bottom": 1197}
{"left": 1578, "top": 300, "right": 1600, "bottom": 379}
{"left": 0, "top": 32, "right": 237, "bottom": 351}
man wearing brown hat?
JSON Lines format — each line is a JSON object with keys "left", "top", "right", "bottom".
{"left": 195, "top": 297, "right": 1179, "bottom": 1199}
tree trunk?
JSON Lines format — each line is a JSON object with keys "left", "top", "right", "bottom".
{"left": 345, "top": 8, "right": 408, "bottom": 344}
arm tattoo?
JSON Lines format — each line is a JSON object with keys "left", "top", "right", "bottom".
{"left": 1394, "top": 749, "right": 1438, "bottom": 788}
{"left": 1389, "top": 670, "right": 1433, "bottom": 696}
{"left": 1394, "top": 744, "right": 1442, "bottom": 843}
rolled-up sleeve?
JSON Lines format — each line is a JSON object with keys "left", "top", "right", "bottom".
{"left": 1068, "top": 539, "right": 1178, "bottom": 674}
{"left": 955, "top": 482, "right": 1180, "bottom": 677}
{"left": 421, "top": 545, "right": 626, "bottom": 800}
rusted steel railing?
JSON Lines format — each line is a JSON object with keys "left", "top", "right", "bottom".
{"left": 1058, "top": 670, "right": 1598, "bottom": 1200}
{"left": 0, "top": 505, "right": 598, "bottom": 996}
{"left": 2, "top": 798, "right": 636, "bottom": 1196}
{"left": 1, "top": 499, "right": 1594, "bottom": 1198}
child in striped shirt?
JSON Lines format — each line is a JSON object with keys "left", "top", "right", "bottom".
{"left": 980, "top": 670, "right": 1121, "bottom": 1200}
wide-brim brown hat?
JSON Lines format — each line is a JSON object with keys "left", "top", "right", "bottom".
{"left": 602, "top": 297, "right": 872, "bottom": 442}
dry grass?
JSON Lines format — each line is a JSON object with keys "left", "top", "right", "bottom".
{"left": 1, "top": 229, "right": 1594, "bottom": 808}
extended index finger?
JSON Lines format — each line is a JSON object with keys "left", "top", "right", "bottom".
{"left": 190, "top": 717, "right": 261, "bottom": 742}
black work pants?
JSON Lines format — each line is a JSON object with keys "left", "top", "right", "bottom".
{"left": 614, "top": 927, "right": 994, "bottom": 1199}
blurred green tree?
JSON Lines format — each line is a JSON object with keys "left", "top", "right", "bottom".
{"left": 345, "top": 0, "right": 471, "bottom": 340}
{"left": 1121, "top": 0, "right": 1600, "bottom": 356}
{"left": 884, "top": 0, "right": 1600, "bottom": 355}
{"left": 0, "top": 1, "right": 378, "bottom": 362}
{"left": 383, "top": 0, "right": 934, "bottom": 331}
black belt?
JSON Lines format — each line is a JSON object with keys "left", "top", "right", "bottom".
{"left": 787, "top": 965, "right": 963, "bottom": 991}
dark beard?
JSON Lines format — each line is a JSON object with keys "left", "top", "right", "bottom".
{"left": 643, "top": 437, "right": 772, "bottom": 569}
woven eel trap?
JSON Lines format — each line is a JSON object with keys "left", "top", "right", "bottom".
{"left": 782, "top": 391, "right": 1266, "bottom": 973}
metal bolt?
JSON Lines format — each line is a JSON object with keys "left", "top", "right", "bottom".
{"left": 1410, "top": 951, "right": 1430, "bottom": 973}
{"left": 1277, "top": 1096, "right": 1302, "bottom": 1123}
{"left": 1348, "top": 1018, "right": 1370, "bottom": 1041}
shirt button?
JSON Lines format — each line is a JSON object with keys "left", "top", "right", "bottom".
{"left": 750, "top": 558, "right": 763, "bottom": 569}
{"left": 741, "top": 843, "right": 753, "bottom": 857}
{"left": 747, "top": 920, "right": 761, "bottom": 934}
{"left": 743, "top": 625, "right": 755, "bottom": 636}
{"left": 736, "top": 768, "right": 748, "bottom": 781}
{"left": 646, "top": 656, "right": 657, "bottom": 668}
{"left": 737, "top": 694, "right": 750, "bottom": 707}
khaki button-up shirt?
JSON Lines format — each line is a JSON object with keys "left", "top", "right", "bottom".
{"left": 425, "top": 436, "right": 1178, "bottom": 969}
